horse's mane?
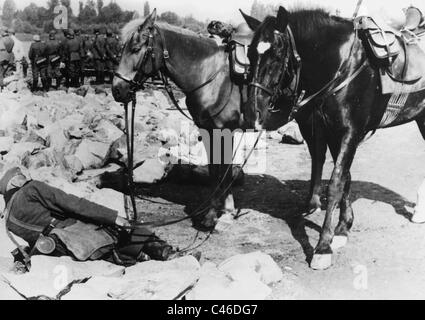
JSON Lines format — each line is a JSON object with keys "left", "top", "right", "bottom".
{"left": 289, "top": 8, "right": 351, "bottom": 39}
{"left": 255, "top": 7, "right": 351, "bottom": 44}
{"left": 121, "top": 18, "right": 206, "bottom": 45}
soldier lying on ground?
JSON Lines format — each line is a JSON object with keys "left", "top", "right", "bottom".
{"left": 0, "top": 167, "right": 177, "bottom": 271}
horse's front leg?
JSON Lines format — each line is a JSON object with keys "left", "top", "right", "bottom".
{"left": 298, "top": 113, "right": 327, "bottom": 215}
{"left": 311, "top": 130, "right": 359, "bottom": 270}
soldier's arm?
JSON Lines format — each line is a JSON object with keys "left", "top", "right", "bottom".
{"left": 27, "top": 181, "right": 118, "bottom": 226}
{"left": 28, "top": 45, "right": 34, "bottom": 61}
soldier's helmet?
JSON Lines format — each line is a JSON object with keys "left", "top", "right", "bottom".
{"left": 8, "top": 28, "right": 15, "bottom": 35}
{"left": 49, "top": 30, "right": 57, "bottom": 39}
{"left": 235, "top": 23, "right": 252, "bottom": 36}
{"left": 33, "top": 34, "right": 41, "bottom": 42}
{"left": 0, "top": 167, "right": 28, "bottom": 195}
{"left": 67, "top": 29, "right": 75, "bottom": 38}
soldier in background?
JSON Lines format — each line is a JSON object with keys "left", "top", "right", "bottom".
{"left": 60, "top": 29, "right": 70, "bottom": 87}
{"left": 28, "top": 34, "right": 48, "bottom": 92}
{"left": 92, "top": 28, "right": 106, "bottom": 85}
{"left": 46, "top": 30, "right": 63, "bottom": 90}
{"left": 63, "top": 30, "right": 83, "bottom": 88}
{"left": 9, "top": 28, "right": 28, "bottom": 79}
{"left": 82, "top": 34, "right": 94, "bottom": 84}
{"left": 105, "top": 30, "right": 120, "bottom": 84}
{"left": 0, "top": 28, "right": 16, "bottom": 89}
{"left": 74, "top": 28, "right": 85, "bottom": 86}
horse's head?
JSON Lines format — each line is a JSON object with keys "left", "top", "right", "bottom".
{"left": 113, "top": 9, "right": 165, "bottom": 103}
{"left": 246, "top": 6, "right": 300, "bottom": 130}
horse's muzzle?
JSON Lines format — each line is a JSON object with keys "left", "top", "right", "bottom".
{"left": 112, "top": 77, "right": 133, "bottom": 104}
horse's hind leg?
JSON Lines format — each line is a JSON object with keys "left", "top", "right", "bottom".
{"left": 298, "top": 112, "right": 327, "bottom": 215}
{"left": 412, "top": 118, "right": 425, "bottom": 223}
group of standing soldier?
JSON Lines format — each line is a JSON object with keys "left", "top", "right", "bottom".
{"left": 29, "top": 28, "right": 121, "bottom": 92}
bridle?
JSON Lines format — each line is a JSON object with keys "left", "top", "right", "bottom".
{"left": 250, "top": 23, "right": 369, "bottom": 122}
{"left": 249, "top": 26, "right": 302, "bottom": 114}
{"left": 114, "top": 24, "right": 167, "bottom": 91}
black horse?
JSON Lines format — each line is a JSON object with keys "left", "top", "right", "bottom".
{"left": 112, "top": 9, "right": 258, "bottom": 230}
{"left": 244, "top": 6, "right": 425, "bottom": 270}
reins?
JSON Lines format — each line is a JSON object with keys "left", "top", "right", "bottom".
{"left": 117, "top": 23, "right": 264, "bottom": 236}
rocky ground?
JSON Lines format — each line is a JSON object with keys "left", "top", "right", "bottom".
{"left": 0, "top": 83, "right": 425, "bottom": 300}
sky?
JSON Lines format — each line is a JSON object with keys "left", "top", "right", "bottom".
{"left": 4, "top": 0, "right": 423, "bottom": 24}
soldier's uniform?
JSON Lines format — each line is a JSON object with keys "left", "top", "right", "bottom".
{"left": 92, "top": 29, "right": 107, "bottom": 84}
{"left": 82, "top": 35, "right": 94, "bottom": 82}
{"left": 74, "top": 28, "right": 85, "bottom": 85}
{"left": 28, "top": 35, "right": 48, "bottom": 92}
{"left": 0, "top": 168, "right": 175, "bottom": 268}
{"left": 105, "top": 30, "right": 120, "bottom": 83}
{"left": 46, "top": 30, "right": 63, "bottom": 90}
{"left": 60, "top": 29, "right": 70, "bottom": 87}
{"left": 0, "top": 29, "right": 15, "bottom": 89}
{"left": 64, "top": 30, "right": 83, "bottom": 87}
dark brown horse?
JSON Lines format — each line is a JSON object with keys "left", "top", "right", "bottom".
{"left": 245, "top": 6, "right": 425, "bottom": 270}
{"left": 112, "top": 10, "right": 257, "bottom": 230}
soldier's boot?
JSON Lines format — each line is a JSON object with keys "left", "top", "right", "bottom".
{"left": 142, "top": 235, "right": 176, "bottom": 261}
{"left": 56, "top": 77, "right": 63, "bottom": 89}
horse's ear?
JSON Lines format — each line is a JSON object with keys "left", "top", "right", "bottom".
{"left": 144, "top": 8, "right": 157, "bottom": 28}
{"left": 239, "top": 9, "right": 261, "bottom": 30}
{"left": 276, "top": 6, "right": 289, "bottom": 33}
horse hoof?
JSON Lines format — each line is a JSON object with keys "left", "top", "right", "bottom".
{"left": 303, "top": 207, "right": 321, "bottom": 217}
{"left": 310, "top": 254, "right": 332, "bottom": 270}
{"left": 331, "top": 236, "right": 348, "bottom": 251}
{"left": 411, "top": 210, "right": 425, "bottom": 224}
{"left": 197, "top": 209, "right": 219, "bottom": 231}
{"left": 224, "top": 194, "right": 236, "bottom": 212}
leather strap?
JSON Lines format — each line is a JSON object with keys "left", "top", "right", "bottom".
{"left": 2, "top": 192, "right": 31, "bottom": 267}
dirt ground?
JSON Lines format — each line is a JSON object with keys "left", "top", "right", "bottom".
{"left": 137, "top": 121, "right": 425, "bottom": 300}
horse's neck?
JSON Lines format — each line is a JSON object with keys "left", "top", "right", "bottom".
{"left": 290, "top": 15, "right": 355, "bottom": 88}
{"left": 160, "top": 28, "right": 225, "bottom": 93}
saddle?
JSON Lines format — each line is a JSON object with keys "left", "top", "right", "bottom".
{"left": 357, "top": 15, "right": 425, "bottom": 94}
{"left": 402, "top": 7, "right": 425, "bottom": 44}
{"left": 228, "top": 23, "right": 253, "bottom": 84}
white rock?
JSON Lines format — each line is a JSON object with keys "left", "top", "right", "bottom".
{"left": 93, "top": 119, "right": 123, "bottom": 143}
{"left": 218, "top": 251, "right": 283, "bottom": 286}
{"left": 2, "top": 256, "right": 124, "bottom": 299}
{"left": 133, "top": 158, "right": 169, "bottom": 184}
{"left": 278, "top": 121, "right": 304, "bottom": 144}
{"left": 74, "top": 139, "right": 111, "bottom": 170}
{"left": 63, "top": 256, "right": 201, "bottom": 300}
{"left": 0, "top": 97, "right": 26, "bottom": 131}
{"left": 108, "top": 256, "right": 201, "bottom": 300}
{"left": 89, "top": 189, "right": 126, "bottom": 218}
{"left": 186, "top": 262, "right": 272, "bottom": 300}
{"left": 3, "top": 142, "right": 44, "bottom": 164}
{"left": 0, "top": 137, "right": 14, "bottom": 154}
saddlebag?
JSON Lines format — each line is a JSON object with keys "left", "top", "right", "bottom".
{"left": 228, "top": 40, "right": 251, "bottom": 84}
{"left": 357, "top": 16, "right": 400, "bottom": 64}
